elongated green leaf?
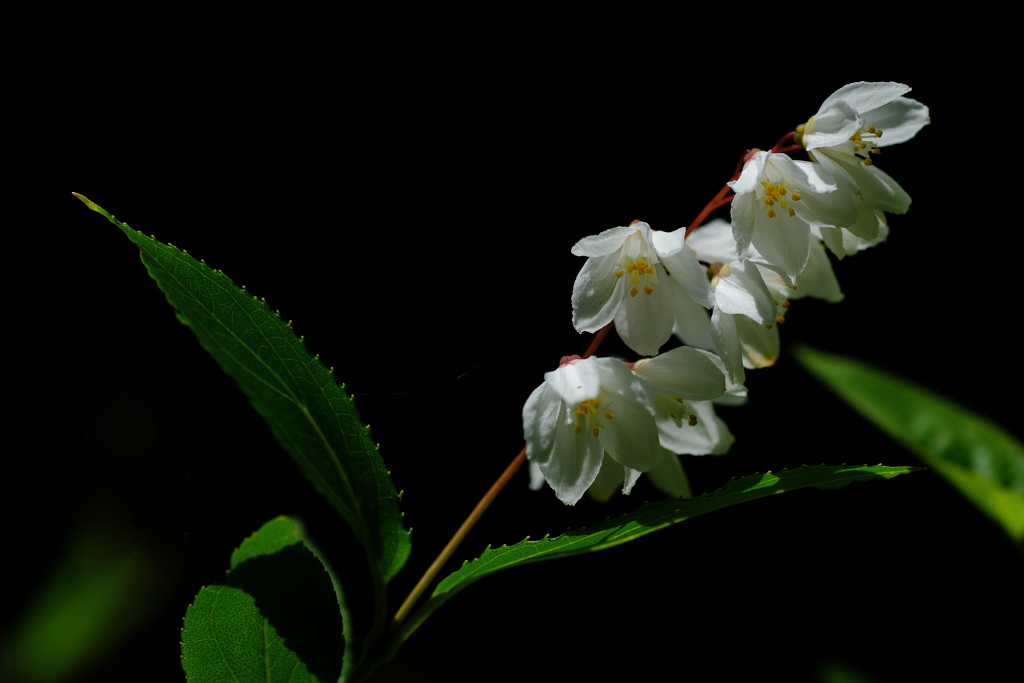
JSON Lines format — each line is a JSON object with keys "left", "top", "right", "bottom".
{"left": 431, "top": 464, "right": 916, "bottom": 603}
{"left": 794, "top": 345, "right": 1024, "bottom": 543}
{"left": 0, "top": 523, "right": 162, "bottom": 683}
{"left": 76, "top": 194, "right": 411, "bottom": 580}
{"left": 181, "top": 516, "right": 344, "bottom": 683}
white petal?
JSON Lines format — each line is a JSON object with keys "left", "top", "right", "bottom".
{"left": 816, "top": 226, "right": 855, "bottom": 259}
{"left": 728, "top": 150, "right": 769, "bottom": 195}
{"left": 750, "top": 214, "right": 810, "bottom": 280}
{"left": 868, "top": 97, "right": 929, "bottom": 147}
{"left": 595, "top": 362, "right": 662, "bottom": 472}
{"left": 792, "top": 241, "right": 843, "bottom": 303}
{"left": 771, "top": 154, "right": 836, "bottom": 196}
{"left": 650, "top": 225, "right": 687, "bottom": 259}
{"left": 544, "top": 356, "right": 602, "bottom": 404}
{"left": 733, "top": 315, "right": 779, "bottom": 370}
{"left": 729, "top": 193, "right": 757, "bottom": 259}
{"left": 620, "top": 466, "right": 643, "bottom": 496}
{"left": 646, "top": 451, "right": 692, "bottom": 498}
{"left": 522, "top": 383, "right": 564, "bottom": 468}
{"left": 655, "top": 399, "right": 734, "bottom": 456}
{"left": 803, "top": 99, "right": 861, "bottom": 151}
{"left": 528, "top": 461, "right": 546, "bottom": 491}
{"left": 587, "top": 453, "right": 624, "bottom": 502}
{"left": 596, "top": 357, "right": 657, "bottom": 416}
{"left": 571, "top": 225, "right": 637, "bottom": 257}
{"left": 571, "top": 252, "right": 626, "bottom": 333}
{"left": 543, "top": 414, "right": 605, "bottom": 505}
{"left": 684, "top": 218, "right": 738, "bottom": 263}
{"left": 854, "top": 210, "right": 890, "bottom": 251}
{"left": 820, "top": 82, "right": 911, "bottom": 119}
{"left": 693, "top": 348, "right": 747, "bottom": 403}
{"left": 710, "top": 308, "right": 745, "bottom": 386}
{"left": 614, "top": 284, "right": 674, "bottom": 357}
{"left": 713, "top": 260, "right": 778, "bottom": 324}
{"left": 632, "top": 345, "right": 726, "bottom": 401}
{"left": 814, "top": 149, "right": 911, "bottom": 215}
{"left": 657, "top": 243, "right": 714, "bottom": 309}
{"left": 668, "top": 285, "right": 715, "bottom": 351}
{"left": 845, "top": 205, "right": 881, "bottom": 242}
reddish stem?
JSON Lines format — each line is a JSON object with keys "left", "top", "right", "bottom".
{"left": 583, "top": 323, "right": 613, "bottom": 359}
{"left": 770, "top": 131, "right": 797, "bottom": 152}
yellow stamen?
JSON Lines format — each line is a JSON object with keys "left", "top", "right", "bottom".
{"left": 643, "top": 285, "right": 654, "bottom": 295}
{"left": 614, "top": 270, "right": 624, "bottom": 278}
{"left": 791, "top": 192, "right": 801, "bottom": 201}
{"left": 592, "top": 427, "right": 600, "bottom": 437}
{"left": 629, "top": 286, "right": 639, "bottom": 297}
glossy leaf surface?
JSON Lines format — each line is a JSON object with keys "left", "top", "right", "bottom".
{"left": 795, "top": 345, "right": 1024, "bottom": 543}
{"left": 78, "top": 194, "right": 411, "bottom": 580}
{"left": 181, "top": 516, "right": 344, "bottom": 683}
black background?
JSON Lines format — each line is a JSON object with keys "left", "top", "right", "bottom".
{"left": 9, "top": 21, "right": 1021, "bottom": 683}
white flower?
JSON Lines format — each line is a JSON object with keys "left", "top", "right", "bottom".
{"left": 632, "top": 346, "right": 735, "bottom": 456}
{"left": 800, "top": 81, "right": 929, "bottom": 157}
{"left": 673, "top": 219, "right": 842, "bottom": 383}
{"left": 571, "top": 221, "right": 713, "bottom": 356}
{"left": 671, "top": 219, "right": 783, "bottom": 383}
{"left": 525, "top": 347, "right": 731, "bottom": 504}
{"left": 584, "top": 349, "right": 742, "bottom": 502}
{"left": 523, "top": 355, "right": 663, "bottom": 505}
{"left": 798, "top": 82, "right": 929, "bottom": 250}
{"left": 729, "top": 150, "right": 859, "bottom": 279}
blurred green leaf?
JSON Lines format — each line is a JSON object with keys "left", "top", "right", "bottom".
{"left": 818, "top": 659, "right": 883, "bottom": 683}
{"left": 181, "top": 516, "right": 345, "bottom": 683}
{"left": 422, "top": 465, "right": 917, "bottom": 622}
{"left": 1, "top": 520, "right": 164, "bottom": 683}
{"left": 794, "top": 345, "right": 1024, "bottom": 544}
{"left": 76, "top": 194, "right": 411, "bottom": 582}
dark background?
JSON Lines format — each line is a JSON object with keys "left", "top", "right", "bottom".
{"left": 8, "top": 23, "right": 1021, "bottom": 683}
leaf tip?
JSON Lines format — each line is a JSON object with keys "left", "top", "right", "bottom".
{"left": 72, "top": 192, "right": 100, "bottom": 212}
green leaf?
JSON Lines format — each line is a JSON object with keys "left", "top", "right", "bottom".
{"left": 181, "top": 516, "right": 345, "bottom": 683}
{"left": 0, "top": 522, "right": 164, "bottom": 683}
{"left": 794, "top": 345, "right": 1024, "bottom": 544}
{"left": 428, "top": 464, "right": 917, "bottom": 608}
{"left": 76, "top": 194, "right": 411, "bottom": 581}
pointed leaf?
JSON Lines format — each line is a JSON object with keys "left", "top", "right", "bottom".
{"left": 794, "top": 345, "right": 1024, "bottom": 543}
{"left": 430, "top": 465, "right": 917, "bottom": 605}
{"left": 76, "top": 194, "right": 411, "bottom": 581}
{"left": 181, "top": 516, "right": 345, "bottom": 683}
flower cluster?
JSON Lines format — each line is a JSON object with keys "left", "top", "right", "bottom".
{"left": 523, "top": 82, "right": 928, "bottom": 504}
